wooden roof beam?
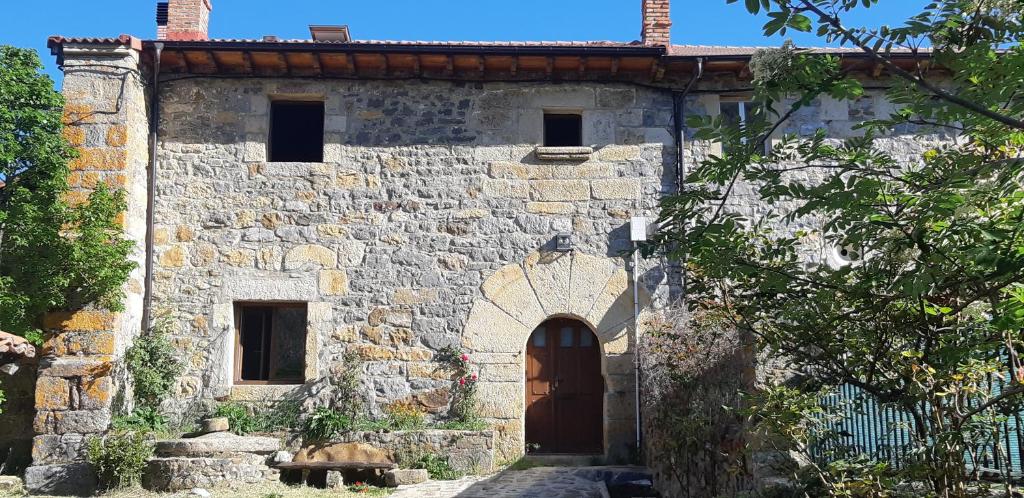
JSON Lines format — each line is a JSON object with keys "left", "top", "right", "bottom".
{"left": 610, "top": 58, "right": 620, "bottom": 76}
{"left": 311, "top": 52, "right": 323, "bottom": 76}
{"left": 178, "top": 50, "right": 193, "bottom": 73}
{"left": 206, "top": 51, "right": 222, "bottom": 73}
{"left": 241, "top": 51, "right": 253, "bottom": 74}
{"left": 445, "top": 54, "right": 454, "bottom": 76}
{"left": 510, "top": 57, "right": 518, "bottom": 76}
{"left": 545, "top": 56, "right": 554, "bottom": 77}
{"left": 413, "top": 54, "right": 422, "bottom": 76}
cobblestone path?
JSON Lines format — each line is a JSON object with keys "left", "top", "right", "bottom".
{"left": 389, "top": 466, "right": 652, "bottom": 498}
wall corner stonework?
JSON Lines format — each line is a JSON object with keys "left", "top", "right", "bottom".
{"left": 26, "top": 41, "right": 151, "bottom": 496}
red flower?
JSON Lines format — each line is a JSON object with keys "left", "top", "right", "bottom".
{"left": 461, "top": 354, "right": 469, "bottom": 362}
{"left": 471, "top": 373, "right": 478, "bottom": 381}
{"left": 459, "top": 377, "right": 467, "bottom": 385}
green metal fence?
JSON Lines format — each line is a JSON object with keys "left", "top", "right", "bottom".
{"left": 809, "top": 382, "right": 1024, "bottom": 479}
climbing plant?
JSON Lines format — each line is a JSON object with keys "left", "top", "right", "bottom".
{"left": 436, "top": 346, "right": 479, "bottom": 424}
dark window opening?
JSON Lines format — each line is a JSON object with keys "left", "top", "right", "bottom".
{"left": 235, "top": 303, "right": 307, "bottom": 384}
{"left": 543, "top": 114, "right": 583, "bottom": 147}
{"left": 269, "top": 101, "right": 325, "bottom": 162}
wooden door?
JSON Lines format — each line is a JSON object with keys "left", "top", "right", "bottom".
{"left": 525, "top": 318, "right": 603, "bottom": 454}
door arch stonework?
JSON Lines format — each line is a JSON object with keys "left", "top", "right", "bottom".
{"left": 462, "top": 250, "right": 650, "bottom": 461}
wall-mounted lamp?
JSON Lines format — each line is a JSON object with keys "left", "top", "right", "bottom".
{"left": 555, "top": 232, "right": 574, "bottom": 252}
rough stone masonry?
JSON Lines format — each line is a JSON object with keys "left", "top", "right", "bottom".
{"left": 151, "top": 78, "right": 676, "bottom": 462}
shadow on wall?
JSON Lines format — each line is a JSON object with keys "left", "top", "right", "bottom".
{"left": 0, "top": 358, "right": 38, "bottom": 475}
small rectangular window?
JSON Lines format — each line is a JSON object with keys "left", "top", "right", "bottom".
{"left": 543, "top": 113, "right": 583, "bottom": 147}
{"left": 720, "top": 98, "right": 766, "bottom": 154}
{"left": 235, "top": 303, "right": 307, "bottom": 384}
{"left": 269, "top": 101, "right": 325, "bottom": 162}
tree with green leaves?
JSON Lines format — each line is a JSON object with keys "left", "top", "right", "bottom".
{"left": 0, "top": 45, "right": 135, "bottom": 407}
{"left": 649, "top": 1, "right": 1024, "bottom": 496}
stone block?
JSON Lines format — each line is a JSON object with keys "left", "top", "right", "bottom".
{"left": 385, "top": 469, "right": 429, "bottom": 487}
{"left": 35, "top": 377, "right": 71, "bottom": 410}
{"left": 462, "top": 300, "right": 529, "bottom": 354}
{"left": 523, "top": 251, "right": 573, "bottom": 316}
{"left": 586, "top": 271, "right": 634, "bottom": 333}
{"left": 319, "top": 270, "right": 350, "bottom": 296}
{"left": 480, "top": 264, "right": 545, "bottom": 330}
{"left": 42, "top": 310, "right": 115, "bottom": 332}
{"left": 526, "top": 202, "right": 574, "bottom": 215}
{"left": 583, "top": 110, "right": 616, "bottom": 146}
{"left": 476, "top": 382, "right": 522, "bottom": 419}
{"left": 284, "top": 244, "right": 337, "bottom": 270}
{"left": 482, "top": 179, "right": 529, "bottom": 198}
{"left": 568, "top": 254, "right": 620, "bottom": 318}
{"left": 159, "top": 245, "right": 188, "bottom": 268}
{"left": 597, "top": 88, "right": 636, "bottom": 108}
{"left": 591, "top": 179, "right": 641, "bottom": 200}
{"left": 530, "top": 180, "right": 589, "bottom": 201}
{"left": 201, "top": 417, "right": 229, "bottom": 433}
{"left": 527, "top": 88, "right": 595, "bottom": 108}
{"left": 25, "top": 463, "right": 97, "bottom": 496}
{"left": 393, "top": 288, "right": 438, "bottom": 305}
{"left": 819, "top": 95, "right": 850, "bottom": 121}
{"left": 0, "top": 476, "right": 24, "bottom": 495}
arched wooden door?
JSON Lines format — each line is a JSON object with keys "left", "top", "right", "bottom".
{"left": 525, "top": 318, "right": 604, "bottom": 454}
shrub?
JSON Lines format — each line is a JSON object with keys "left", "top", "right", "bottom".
{"left": 434, "top": 418, "right": 488, "bottom": 431}
{"left": 409, "top": 453, "right": 461, "bottom": 480}
{"left": 304, "top": 407, "right": 353, "bottom": 441}
{"left": 85, "top": 432, "right": 153, "bottom": 490}
{"left": 111, "top": 406, "right": 168, "bottom": 433}
{"left": 124, "top": 315, "right": 182, "bottom": 410}
{"left": 215, "top": 402, "right": 260, "bottom": 435}
{"left": 214, "top": 400, "right": 300, "bottom": 435}
{"left": 384, "top": 400, "right": 425, "bottom": 430}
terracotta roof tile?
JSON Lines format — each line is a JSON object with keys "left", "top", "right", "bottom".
{"left": 0, "top": 331, "right": 36, "bottom": 359}
{"left": 668, "top": 44, "right": 931, "bottom": 57}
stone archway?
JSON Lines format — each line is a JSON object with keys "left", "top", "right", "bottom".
{"left": 462, "top": 250, "right": 649, "bottom": 461}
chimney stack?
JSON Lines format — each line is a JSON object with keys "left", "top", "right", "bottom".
{"left": 641, "top": 0, "right": 672, "bottom": 46}
{"left": 157, "top": 0, "right": 212, "bottom": 41}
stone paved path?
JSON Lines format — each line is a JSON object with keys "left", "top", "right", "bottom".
{"left": 389, "top": 466, "right": 651, "bottom": 498}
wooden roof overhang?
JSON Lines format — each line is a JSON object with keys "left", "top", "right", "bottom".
{"left": 663, "top": 50, "right": 939, "bottom": 81}
{"left": 141, "top": 40, "right": 677, "bottom": 83}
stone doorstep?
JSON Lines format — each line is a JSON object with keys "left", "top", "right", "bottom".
{"left": 0, "top": 475, "right": 24, "bottom": 495}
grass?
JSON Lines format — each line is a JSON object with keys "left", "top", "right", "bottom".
{"left": 34, "top": 481, "right": 391, "bottom": 498}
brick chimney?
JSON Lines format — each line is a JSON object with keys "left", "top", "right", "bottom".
{"left": 157, "top": 0, "right": 212, "bottom": 41}
{"left": 641, "top": 0, "right": 672, "bottom": 46}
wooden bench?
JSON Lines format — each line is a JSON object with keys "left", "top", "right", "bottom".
{"left": 273, "top": 461, "right": 397, "bottom": 486}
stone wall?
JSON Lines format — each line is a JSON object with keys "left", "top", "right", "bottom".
{"left": 334, "top": 430, "right": 496, "bottom": 473}
{"left": 26, "top": 38, "right": 151, "bottom": 495}
{"left": 151, "top": 78, "right": 676, "bottom": 461}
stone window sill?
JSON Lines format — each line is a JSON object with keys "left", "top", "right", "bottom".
{"left": 535, "top": 146, "right": 593, "bottom": 162}
{"left": 229, "top": 383, "right": 306, "bottom": 401}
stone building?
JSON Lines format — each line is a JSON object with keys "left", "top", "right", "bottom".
{"left": 29, "top": 0, "right": 942, "bottom": 492}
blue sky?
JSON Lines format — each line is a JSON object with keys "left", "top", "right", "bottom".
{"left": 1, "top": 0, "right": 928, "bottom": 84}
